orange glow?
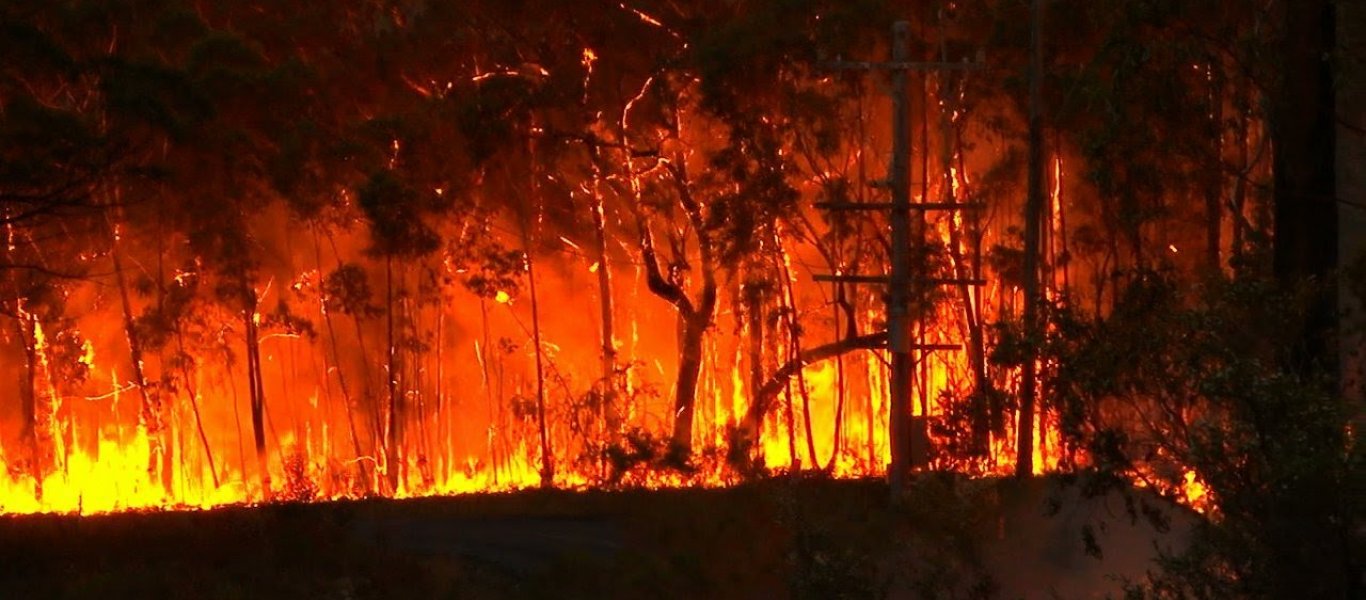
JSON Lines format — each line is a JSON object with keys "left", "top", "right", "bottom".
{"left": 1181, "top": 470, "right": 1210, "bottom": 513}
{"left": 0, "top": 64, "right": 1216, "bottom": 520}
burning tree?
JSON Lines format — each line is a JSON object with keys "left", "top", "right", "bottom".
{"left": 0, "top": 14, "right": 1357, "bottom": 599}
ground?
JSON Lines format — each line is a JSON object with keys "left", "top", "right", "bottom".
{"left": 0, "top": 475, "right": 1189, "bottom": 599}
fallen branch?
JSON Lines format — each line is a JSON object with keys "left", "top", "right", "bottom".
{"left": 732, "top": 331, "right": 885, "bottom": 462}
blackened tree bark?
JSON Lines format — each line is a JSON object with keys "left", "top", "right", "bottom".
{"left": 1269, "top": 2, "right": 1347, "bottom": 597}
{"left": 1274, "top": 0, "right": 1338, "bottom": 369}
{"left": 241, "top": 280, "right": 270, "bottom": 496}
{"left": 1017, "top": 0, "right": 1045, "bottom": 479}
{"left": 631, "top": 156, "right": 719, "bottom": 460}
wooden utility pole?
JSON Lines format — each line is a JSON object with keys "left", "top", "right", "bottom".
{"left": 1017, "top": 0, "right": 1044, "bottom": 479}
{"left": 886, "top": 21, "right": 916, "bottom": 497}
{"left": 818, "top": 21, "right": 982, "bottom": 498}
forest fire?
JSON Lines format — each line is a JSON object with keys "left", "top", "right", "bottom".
{"left": 0, "top": 0, "right": 1245, "bottom": 519}
{"left": 0, "top": 0, "right": 1317, "bottom": 527}
{"left": 0, "top": 258, "right": 1067, "bottom": 515}
{"left": 0, "top": 135, "right": 1076, "bottom": 515}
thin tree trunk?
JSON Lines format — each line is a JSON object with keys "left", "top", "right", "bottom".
{"left": 477, "top": 298, "right": 500, "bottom": 483}
{"left": 384, "top": 256, "right": 401, "bottom": 492}
{"left": 1205, "top": 66, "right": 1224, "bottom": 273}
{"left": 1232, "top": 108, "right": 1250, "bottom": 265}
{"left": 325, "top": 232, "right": 384, "bottom": 481}
{"left": 589, "top": 147, "right": 619, "bottom": 439}
{"left": 743, "top": 281, "right": 765, "bottom": 462}
{"left": 435, "top": 297, "right": 446, "bottom": 483}
{"left": 174, "top": 331, "right": 219, "bottom": 488}
{"left": 936, "top": 60, "right": 992, "bottom": 456}
{"left": 108, "top": 223, "right": 172, "bottom": 494}
{"left": 16, "top": 316, "right": 42, "bottom": 490}
{"left": 227, "top": 355, "right": 247, "bottom": 486}
{"left": 525, "top": 238, "right": 554, "bottom": 487}
{"left": 100, "top": 185, "right": 174, "bottom": 491}
{"left": 1051, "top": 145, "right": 1071, "bottom": 294}
{"left": 312, "top": 230, "right": 368, "bottom": 492}
{"left": 408, "top": 288, "right": 432, "bottom": 487}
{"left": 825, "top": 281, "right": 848, "bottom": 472}
{"left": 1017, "top": 0, "right": 1045, "bottom": 479}
{"left": 242, "top": 284, "right": 270, "bottom": 495}
{"left": 776, "top": 239, "right": 818, "bottom": 468}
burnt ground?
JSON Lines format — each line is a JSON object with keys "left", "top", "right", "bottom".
{"left": 0, "top": 475, "right": 1190, "bottom": 599}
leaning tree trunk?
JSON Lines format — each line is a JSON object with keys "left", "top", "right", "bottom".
{"left": 741, "top": 332, "right": 887, "bottom": 442}
{"left": 108, "top": 216, "right": 172, "bottom": 494}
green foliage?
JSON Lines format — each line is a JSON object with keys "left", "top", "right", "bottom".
{"left": 1018, "top": 270, "right": 1362, "bottom": 598}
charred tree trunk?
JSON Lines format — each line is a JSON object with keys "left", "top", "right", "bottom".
{"left": 1268, "top": 2, "right": 1347, "bottom": 597}
{"left": 1017, "top": 0, "right": 1045, "bottom": 479}
{"left": 1231, "top": 105, "right": 1252, "bottom": 267}
{"left": 525, "top": 236, "right": 554, "bottom": 487}
{"left": 242, "top": 283, "right": 270, "bottom": 496}
{"left": 1274, "top": 0, "right": 1338, "bottom": 370}
{"left": 174, "top": 330, "right": 219, "bottom": 488}
{"left": 435, "top": 297, "right": 447, "bottom": 483}
{"left": 109, "top": 231, "right": 172, "bottom": 492}
{"left": 775, "top": 238, "right": 818, "bottom": 468}
{"left": 740, "top": 280, "right": 766, "bottom": 462}
{"left": 16, "top": 316, "right": 42, "bottom": 489}
{"left": 826, "top": 281, "right": 849, "bottom": 472}
{"left": 1205, "top": 66, "right": 1225, "bottom": 273}
{"left": 670, "top": 311, "right": 708, "bottom": 458}
{"left": 632, "top": 157, "right": 718, "bottom": 460}
{"left": 935, "top": 55, "right": 992, "bottom": 456}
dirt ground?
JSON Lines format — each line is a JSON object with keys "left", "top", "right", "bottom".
{"left": 0, "top": 475, "right": 1190, "bottom": 599}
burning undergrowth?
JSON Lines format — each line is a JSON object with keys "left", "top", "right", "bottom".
{"left": 0, "top": 0, "right": 1284, "bottom": 519}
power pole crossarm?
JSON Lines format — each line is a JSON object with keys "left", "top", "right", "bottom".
{"left": 813, "top": 273, "right": 986, "bottom": 286}
{"left": 819, "top": 61, "right": 983, "bottom": 72}
{"left": 815, "top": 201, "right": 985, "bottom": 211}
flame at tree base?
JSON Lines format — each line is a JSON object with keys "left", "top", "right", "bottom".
{"left": 0, "top": 375, "right": 1071, "bottom": 515}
